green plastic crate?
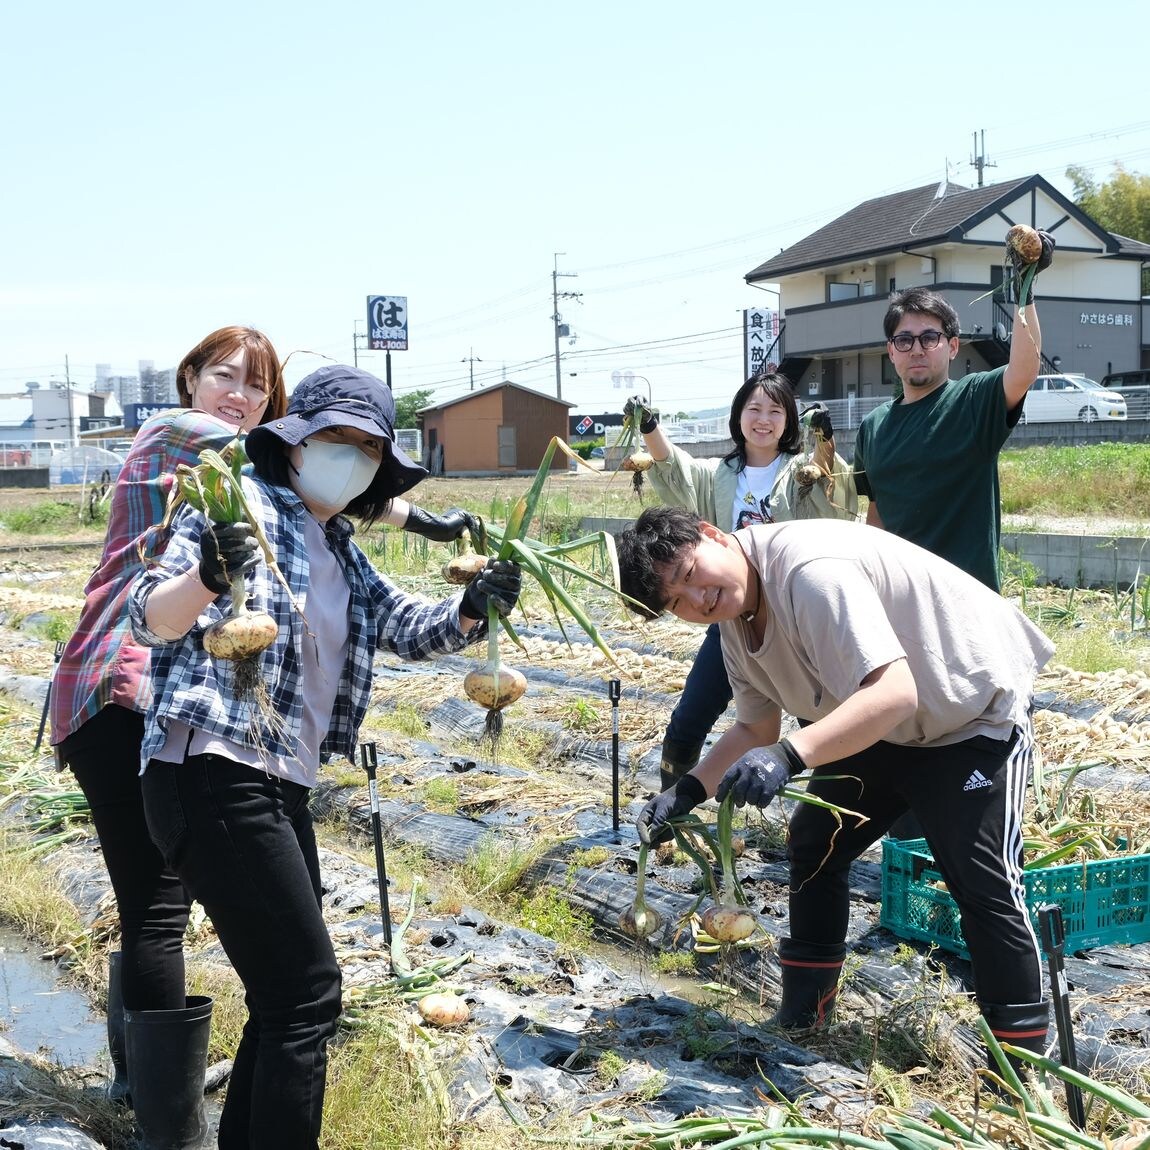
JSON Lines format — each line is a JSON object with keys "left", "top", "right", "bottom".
{"left": 880, "top": 837, "right": 1150, "bottom": 959}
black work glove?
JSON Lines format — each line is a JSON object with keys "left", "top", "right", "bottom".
{"left": 715, "top": 739, "right": 807, "bottom": 809}
{"left": 637, "top": 774, "right": 706, "bottom": 845}
{"left": 804, "top": 402, "right": 834, "bottom": 441}
{"left": 403, "top": 505, "right": 481, "bottom": 544}
{"left": 623, "top": 394, "right": 659, "bottom": 434}
{"left": 1007, "top": 230, "right": 1056, "bottom": 302}
{"left": 198, "top": 520, "right": 260, "bottom": 595}
{"left": 460, "top": 558, "right": 521, "bottom": 620}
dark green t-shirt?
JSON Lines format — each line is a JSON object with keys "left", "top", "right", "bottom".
{"left": 853, "top": 368, "right": 1019, "bottom": 591}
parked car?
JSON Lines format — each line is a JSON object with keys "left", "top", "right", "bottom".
{"left": 1021, "top": 375, "right": 1127, "bottom": 423}
{"left": 1100, "top": 369, "right": 1150, "bottom": 390}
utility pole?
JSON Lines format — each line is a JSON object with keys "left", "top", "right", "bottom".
{"left": 63, "top": 355, "right": 75, "bottom": 446}
{"left": 969, "top": 129, "right": 996, "bottom": 188}
{"left": 462, "top": 347, "right": 482, "bottom": 390}
{"left": 552, "top": 253, "right": 581, "bottom": 401}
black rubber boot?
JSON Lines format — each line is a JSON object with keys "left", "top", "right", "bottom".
{"left": 106, "top": 951, "right": 130, "bottom": 1105}
{"left": 124, "top": 995, "right": 213, "bottom": 1150}
{"left": 659, "top": 739, "right": 702, "bottom": 792}
{"left": 772, "top": 938, "right": 847, "bottom": 1029}
{"left": 981, "top": 1000, "right": 1050, "bottom": 1077}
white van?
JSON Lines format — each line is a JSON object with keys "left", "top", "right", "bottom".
{"left": 1021, "top": 375, "right": 1127, "bottom": 423}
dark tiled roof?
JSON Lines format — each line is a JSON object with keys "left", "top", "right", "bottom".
{"left": 746, "top": 177, "right": 1033, "bottom": 281}
{"left": 1111, "top": 232, "right": 1150, "bottom": 258}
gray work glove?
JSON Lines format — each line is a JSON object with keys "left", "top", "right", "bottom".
{"left": 637, "top": 774, "right": 706, "bottom": 845}
{"left": 460, "top": 558, "right": 522, "bottom": 620}
{"left": 199, "top": 520, "right": 260, "bottom": 595}
{"left": 715, "top": 739, "right": 807, "bottom": 809}
{"left": 403, "top": 505, "right": 482, "bottom": 544}
{"left": 623, "top": 394, "right": 659, "bottom": 434}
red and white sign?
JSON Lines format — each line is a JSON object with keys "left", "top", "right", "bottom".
{"left": 576, "top": 416, "right": 593, "bottom": 434}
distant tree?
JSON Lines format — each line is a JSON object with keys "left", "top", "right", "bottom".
{"left": 394, "top": 388, "right": 435, "bottom": 429}
{"left": 1067, "top": 163, "right": 1150, "bottom": 292}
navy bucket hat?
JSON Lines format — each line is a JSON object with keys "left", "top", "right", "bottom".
{"left": 246, "top": 364, "right": 428, "bottom": 496}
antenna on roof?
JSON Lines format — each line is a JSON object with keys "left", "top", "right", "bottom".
{"left": 933, "top": 171, "right": 948, "bottom": 200}
{"left": 969, "top": 129, "right": 997, "bottom": 188}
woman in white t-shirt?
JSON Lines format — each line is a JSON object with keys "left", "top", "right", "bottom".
{"left": 623, "top": 373, "right": 858, "bottom": 788}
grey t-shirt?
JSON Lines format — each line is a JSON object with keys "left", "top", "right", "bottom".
{"left": 720, "top": 520, "right": 1054, "bottom": 747}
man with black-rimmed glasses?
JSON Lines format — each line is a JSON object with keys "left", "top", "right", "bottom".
{"left": 853, "top": 239, "right": 1053, "bottom": 843}
{"left": 853, "top": 238, "right": 1052, "bottom": 593}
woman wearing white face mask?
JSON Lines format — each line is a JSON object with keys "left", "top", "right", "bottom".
{"left": 126, "top": 365, "right": 520, "bottom": 1150}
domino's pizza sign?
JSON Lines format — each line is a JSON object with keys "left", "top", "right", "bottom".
{"left": 576, "top": 416, "right": 593, "bottom": 435}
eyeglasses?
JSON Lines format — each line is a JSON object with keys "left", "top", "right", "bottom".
{"left": 889, "top": 330, "right": 949, "bottom": 353}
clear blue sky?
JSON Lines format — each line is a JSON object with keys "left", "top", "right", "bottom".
{"left": 2, "top": 0, "right": 1148, "bottom": 415}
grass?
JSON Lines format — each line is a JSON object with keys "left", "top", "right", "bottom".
{"left": 0, "top": 499, "right": 107, "bottom": 535}
{"left": 999, "top": 442, "right": 1150, "bottom": 518}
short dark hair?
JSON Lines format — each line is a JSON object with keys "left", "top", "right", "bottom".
{"left": 883, "top": 288, "right": 960, "bottom": 340}
{"left": 723, "top": 372, "right": 802, "bottom": 469}
{"left": 617, "top": 506, "right": 704, "bottom": 617}
{"left": 249, "top": 441, "right": 395, "bottom": 527}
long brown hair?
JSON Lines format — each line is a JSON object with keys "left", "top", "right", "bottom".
{"left": 176, "top": 326, "right": 287, "bottom": 423}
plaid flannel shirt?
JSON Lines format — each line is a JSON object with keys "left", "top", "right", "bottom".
{"left": 50, "top": 410, "right": 239, "bottom": 745}
{"left": 128, "top": 475, "right": 479, "bottom": 771}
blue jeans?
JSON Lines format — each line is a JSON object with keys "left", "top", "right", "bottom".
{"left": 662, "top": 623, "right": 733, "bottom": 770}
{"left": 61, "top": 705, "right": 190, "bottom": 1010}
{"left": 142, "top": 755, "right": 342, "bottom": 1150}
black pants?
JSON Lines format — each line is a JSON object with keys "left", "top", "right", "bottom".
{"left": 142, "top": 755, "right": 342, "bottom": 1150}
{"left": 662, "top": 623, "right": 734, "bottom": 768}
{"left": 786, "top": 721, "right": 1041, "bottom": 1007}
{"left": 59, "top": 705, "right": 190, "bottom": 1011}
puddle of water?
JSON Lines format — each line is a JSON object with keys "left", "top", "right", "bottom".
{"left": 0, "top": 925, "right": 109, "bottom": 1068}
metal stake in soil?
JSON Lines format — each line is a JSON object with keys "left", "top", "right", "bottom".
{"left": 360, "top": 742, "right": 392, "bottom": 947}
{"left": 33, "top": 641, "right": 65, "bottom": 753}
{"left": 609, "top": 679, "right": 621, "bottom": 839}
{"left": 1038, "top": 903, "right": 1085, "bottom": 1129}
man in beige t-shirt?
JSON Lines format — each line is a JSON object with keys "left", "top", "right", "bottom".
{"left": 617, "top": 507, "right": 1054, "bottom": 1071}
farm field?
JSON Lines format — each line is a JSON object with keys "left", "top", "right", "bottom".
{"left": 1, "top": 459, "right": 1150, "bottom": 1149}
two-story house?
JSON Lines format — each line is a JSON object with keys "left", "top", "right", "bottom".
{"left": 744, "top": 174, "right": 1150, "bottom": 403}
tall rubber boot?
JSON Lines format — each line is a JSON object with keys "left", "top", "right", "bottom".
{"left": 106, "top": 951, "right": 130, "bottom": 1105}
{"left": 981, "top": 1000, "right": 1050, "bottom": 1077}
{"left": 124, "top": 995, "right": 213, "bottom": 1150}
{"left": 772, "top": 938, "right": 847, "bottom": 1029}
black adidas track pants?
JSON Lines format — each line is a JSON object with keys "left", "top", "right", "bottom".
{"left": 786, "top": 716, "right": 1041, "bottom": 1008}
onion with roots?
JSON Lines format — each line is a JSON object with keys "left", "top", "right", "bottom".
{"left": 464, "top": 658, "right": 527, "bottom": 742}
{"left": 1005, "top": 224, "right": 1045, "bottom": 329}
{"left": 1006, "top": 224, "right": 1043, "bottom": 265}
{"left": 621, "top": 449, "right": 653, "bottom": 496}
{"left": 620, "top": 842, "right": 663, "bottom": 940}
{"left": 442, "top": 528, "right": 488, "bottom": 585}
{"left": 700, "top": 904, "right": 757, "bottom": 943}
{"left": 459, "top": 436, "right": 624, "bottom": 746}
{"left": 157, "top": 442, "right": 307, "bottom": 753}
